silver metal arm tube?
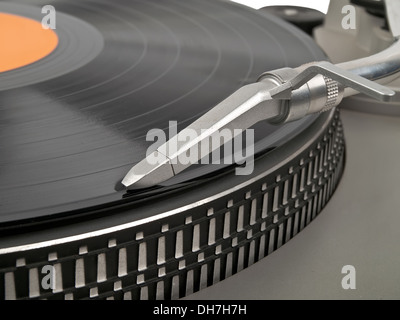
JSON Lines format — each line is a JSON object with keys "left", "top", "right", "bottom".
{"left": 338, "top": 39, "right": 400, "bottom": 97}
{"left": 339, "top": 0, "right": 400, "bottom": 97}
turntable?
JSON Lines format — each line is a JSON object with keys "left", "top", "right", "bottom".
{"left": 0, "top": 0, "right": 399, "bottom": 300}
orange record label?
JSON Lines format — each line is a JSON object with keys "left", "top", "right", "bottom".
{"left": 0, "top": 13, "right": 58, "bottom": 72}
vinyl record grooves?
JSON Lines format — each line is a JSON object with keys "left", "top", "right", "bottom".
{"left": 0, "top": 0, "right": 327, "bottom": 226}
{"left": 0, "top": 0, "right": 346, "bottom": 300}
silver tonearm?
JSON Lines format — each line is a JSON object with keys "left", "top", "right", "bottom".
{"left": 122, "top": 0, "right": 400, "bottom": 190}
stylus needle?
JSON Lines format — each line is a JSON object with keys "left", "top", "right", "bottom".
{"left": 121, "top": 82, "right": 282, "bottom": 189}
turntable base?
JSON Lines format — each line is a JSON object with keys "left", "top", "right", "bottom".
{"left": 4, "top": 0, "right": 398, "bottom": 301}
{"left": 187, "top": 108, "right": 400, "bottom": 300}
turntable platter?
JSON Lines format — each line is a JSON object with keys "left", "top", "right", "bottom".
{"left": 0, "top": 0, "right": 327, "bottom": 227}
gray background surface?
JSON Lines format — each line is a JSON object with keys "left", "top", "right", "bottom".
{"left": 186, "top": 108, "right": 400, "bottom": 300}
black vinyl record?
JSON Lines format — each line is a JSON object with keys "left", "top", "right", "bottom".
{"left": 0, "top": 0, "right": 327, "bottom": 228}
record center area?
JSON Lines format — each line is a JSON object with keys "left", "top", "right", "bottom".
{"left": 0, "top": 13, "right": 58, "bottom": 73}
